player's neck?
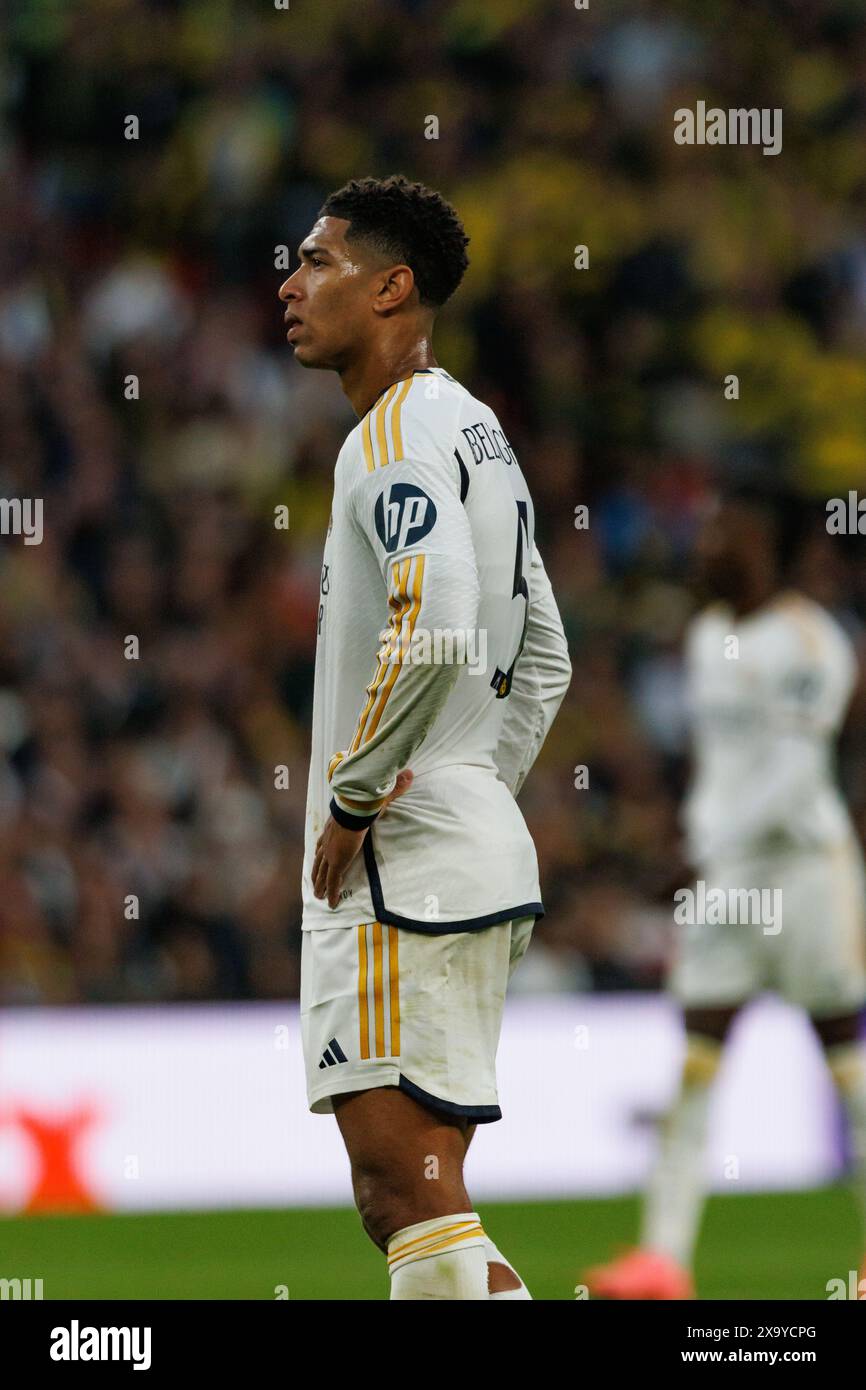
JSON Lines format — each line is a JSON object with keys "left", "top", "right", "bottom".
{"left": 340, "top": 334, "right": 438, "bottom": 418}
{"left": 729, "top": 575, "right": 782, "bottom": 619}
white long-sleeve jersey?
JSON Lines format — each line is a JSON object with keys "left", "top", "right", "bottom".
{"left": 301, "top": 366, "right": 571, "bottom": 932}
{"left": 683, "top": 592, "right": 859, "bottom": 867}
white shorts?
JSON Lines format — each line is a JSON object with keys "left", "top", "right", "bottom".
{"left": 301, "top": 917, "right": 534, "bottom": 1123}
{"left": 670, "top": 838, "right": 866, "bottom": 1017}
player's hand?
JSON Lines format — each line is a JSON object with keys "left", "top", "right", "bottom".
{"left": 378, "top": 768, "right": 413, "bottom": 817}
{"left": 313, "top": 770, "right": 413, "bottom": 907}
{"left": 312, "top": 819, "right": 366, "bottom": 908}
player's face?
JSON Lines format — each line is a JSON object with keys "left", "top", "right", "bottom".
{"left": 693, "top": 499, "right": 760, "bottom": 601}
{"left": 278, "top": 216, "right": 379, "bottom": 369}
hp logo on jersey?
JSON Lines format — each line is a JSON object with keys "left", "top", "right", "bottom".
{"left": 374, "top": 483, "right": 437, "bottom": 554}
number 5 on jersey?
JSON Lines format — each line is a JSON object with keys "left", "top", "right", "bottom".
{"left": 491, "top": 499, "right": 530, "bottom": 699}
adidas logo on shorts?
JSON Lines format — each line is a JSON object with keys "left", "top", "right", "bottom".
{"left": 318, "top": 1037, "right": 348, "bottom": 1069}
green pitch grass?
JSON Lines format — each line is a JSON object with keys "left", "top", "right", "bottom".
{"left": 1, "top": 1189, "right": 859, "bottom": 1300}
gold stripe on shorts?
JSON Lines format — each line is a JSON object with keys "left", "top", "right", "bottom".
{"left": 357, "top": 923, "right": 400, "bottom": 1061}
{"left": 358, "top": 925, "right": 370, "bottom": 1060}
{"left": 372, "top": 922, "right": 385, "bottom": 1057}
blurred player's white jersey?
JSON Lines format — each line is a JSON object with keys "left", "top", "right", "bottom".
{"left": 674, "top": 592, "right": 866, "bottom": 1015}
{"left": 684, "top": 592, "right": 858, "bottom": 865}
{"left": 301, "top": 366, "right": 571, "bottom": 933}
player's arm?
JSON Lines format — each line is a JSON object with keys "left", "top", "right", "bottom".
{"left": 691, "top": 731, "right": 824, "bottom": 864}
{"left": 313, "top": 454, "right": 479, "bottom": 906}
{"left": 493, "top": 541, "right": 571, "bottom": 797}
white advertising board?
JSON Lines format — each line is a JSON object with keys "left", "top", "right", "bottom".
{"left": 0, "top": 994, "right": 840, "bottom": 1213}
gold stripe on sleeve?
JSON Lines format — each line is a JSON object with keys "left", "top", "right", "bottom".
{"left": 375, "top": 384, "right": 399, "bottom": 469}
{"left": 389, "top": 378, "right": 414, "bottom": 464}
{"left": 362, "top": 410, "right": 375, "bottom": 473}
{"left": 347, "top": 558, "right": 412, "bottom": 754}
{"left": 363, "top": 553, "right": 425, "bottom": 744}
{"left": 327, "top": 751, "right": 346, "bottom": 782}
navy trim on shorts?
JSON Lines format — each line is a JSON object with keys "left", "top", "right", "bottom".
{"left": 399, "top": 1074, "right": 502, "bottom": 1124}
{"left": 363, "top": 832, "right": 544, "bottom": 934}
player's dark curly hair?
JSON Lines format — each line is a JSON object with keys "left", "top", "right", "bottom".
{"left": 318, "top": 175, "right": 470, "bottom": 309}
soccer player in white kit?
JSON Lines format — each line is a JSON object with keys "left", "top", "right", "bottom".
{"left": 278, "top": 177, "right": 571, "bottom": 1299}
{"left": 587, "top": 487, "right": 866, "bottom": 1298}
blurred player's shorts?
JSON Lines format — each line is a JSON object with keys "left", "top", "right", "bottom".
{"left": 670, "top": 835, "right": 866, "bottom": 1017}
{"left": 301, "top": 916, "right": 534, "bottom": 1123}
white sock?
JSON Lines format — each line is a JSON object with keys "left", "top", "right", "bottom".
{"left": 482, "top": 1235, "right": 532, "bottom": 1299}
{"left": 827, "top": 1042, "right": 866, "bottom": 1238}
{"left": 388, "top": 1213, "right": 488, "bottom": 1300}
{"left": 640, "top": 1034, "right": 720, "bottom": 1268}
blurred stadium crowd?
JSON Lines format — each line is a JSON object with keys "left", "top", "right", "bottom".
{"left": 1, "top": 0, "right": 865, "bottom": 1005}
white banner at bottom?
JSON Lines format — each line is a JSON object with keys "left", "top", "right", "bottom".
{"left": 0, "top": 994, "right": 841, "bottom": 1213}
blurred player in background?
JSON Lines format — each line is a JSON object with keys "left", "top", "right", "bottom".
{"left": 279, "top": 176, "right": 571, "bottom": 1299}
{"left": 586, "top": 485, "right": 866, "bottom": 1299}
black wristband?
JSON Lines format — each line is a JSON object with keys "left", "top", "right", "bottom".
{"left": 329, "top": 796, "right": 380, "bottom": 831}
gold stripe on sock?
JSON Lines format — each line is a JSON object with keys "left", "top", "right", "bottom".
{"left": 389, "top": 1226, "right": 485, "bottom": 1270}
{"left": 682, "top": 1034, "right": 722, "bottom": 1086}
{"left": 388, "top": 1219, "right": 480, "bottom": 1264}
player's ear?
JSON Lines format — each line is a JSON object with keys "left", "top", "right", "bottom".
{"left": 373, "top": 264, "right": 415, "bottom": 314}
